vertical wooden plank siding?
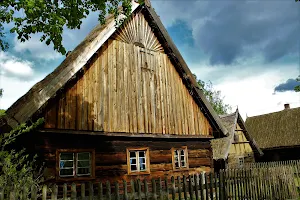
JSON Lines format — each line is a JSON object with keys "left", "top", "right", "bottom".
{"left": 44, "top": 40, "right": 212, "bottom": 136}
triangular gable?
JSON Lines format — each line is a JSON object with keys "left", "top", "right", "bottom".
{"left": 211, "top": 109, "right": 263, "bottom": 160}
{"left": 2, "top": 1, "right": 228, "bottom": 137}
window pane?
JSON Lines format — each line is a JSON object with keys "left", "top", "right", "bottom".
{"left": 139, "top": 151, "right": 145, "bottom": 157}
{"left": 77, "top": 167, "right": 90, "bottom": 175}
{"left": 174, "top": 150, "right": 178, "bottom": 156}
{"left": 140, "top": 163, "right": 146, "bottom": 171}
{"left": 131, "top": 164, "right": 137, "bottom": 171}
{"left": 139, "top": 158, "right": 145, "bottom": 164}
{"left": 78, "top": 152, "right": 90, "bottom": 160}
{"left": 60, "top": 168, "right": 73, "bottom": 176}
{"left": 181, "top": 161, "right": 186, "bottom": 167}
{"left": 175, "top": 161, "right": 179, "bottom": 168}
{"left": 180, "top": 150, "right": 185, "bottom": 156}
{"left": 130, "top": 158, "right": 136, "bottom": 164}
{"left": 77, "top": 160, "right": 90, "bottom": 167}
{"left": 60, "top": 160, "right": 74, "bottom": 168}
{"left": 130, "top": 151, "right": 136, "bottom": 158}
{"left": 60, "top": 153, "right": 74, "bottom": 160}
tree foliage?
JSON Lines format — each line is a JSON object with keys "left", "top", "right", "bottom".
{"left": 0, "top": 118, "right": 44, "bottom": 195}
{"left": 295, "top": 75, "right": 300, "bottom": 92}
{"left": 194, "top": 74, "right": 231, "bottom": 115}
{"left": 0, "top": 0, "right": 134, "bottom": 54}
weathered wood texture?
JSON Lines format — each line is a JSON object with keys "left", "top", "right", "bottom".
{"left": 44, "top": 39, "right": 213, "bottom": 136}
{"left": 32, "top": 132, "right": 213, "bottom": 183}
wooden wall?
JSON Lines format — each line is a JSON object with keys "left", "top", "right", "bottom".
{"left": 31, "top": 132, "right": 212, "bottom": 183}
{"left": 44, "top": 39, "right": 213, "bottom": 136}
{"left": 228, "top": 123, "right": 255, "bottom": 167}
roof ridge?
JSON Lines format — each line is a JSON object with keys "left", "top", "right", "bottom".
{"left": 247, "top": 106, "right": 300, "bottom": 119}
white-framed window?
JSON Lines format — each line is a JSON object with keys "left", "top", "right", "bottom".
{"left": 127, "top": 148, "right": 150, "bottom": 174}
{"left": 58, "top": 150, "right": 93, "bottom": 178}
{"left": 238, "top": 157, "right": 244, "bottom": 168}
{"left": 172, "top": 147, "right": 188, "bottom": 170}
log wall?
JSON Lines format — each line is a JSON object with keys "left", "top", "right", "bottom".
{"left": 44, "top": 39, "right": 213, "bottom": 136}
{"left": 33, "top": 133, "right": 213, "bottom": 183}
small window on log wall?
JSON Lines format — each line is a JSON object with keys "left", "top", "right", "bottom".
{"left": 172, "top": 147, "right": 189, "bottom": 170}
{"left": 56, "top": 149, "right": 95, "bottom": 180}
{"left": 126, "top": 147, "right": 150, "bottom": 175}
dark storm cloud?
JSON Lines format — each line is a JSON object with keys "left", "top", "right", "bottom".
{"left": 153, "top": 0, "right": 299, "bottom": 66}
{"left": 274, "top": 79, "right": 299, "bottom": 92}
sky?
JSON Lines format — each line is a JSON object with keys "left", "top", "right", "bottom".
{"left": 0, "top": 0, "right": 299, "bottom": 121}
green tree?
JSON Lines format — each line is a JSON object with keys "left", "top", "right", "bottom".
{"left": 0, "top": 0, "right": 134, "bottom": 54}
{"left": 0, "top": 118, "right": 44, "bottom": 196}
{"left": 194, "top": 74, "right": 231, "bottom": 115}
{"left": 0, "top": 88, "right": 2, "bottom": 97}
{"left": 295, "top": 75, "right": 300, "bottom": 92}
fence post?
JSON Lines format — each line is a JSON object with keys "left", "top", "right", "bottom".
{"left": 131, "top": 180, "right": 135, "bottom": 200}
{"left": 51, "top": 184, "right": 58, "bottom": 200}
{"left": 214, "top": 173, "right": 219, "bottom": 200}
{"left": 89, "top": 182, "right": 94, "bottom": 200}
{"left": 152, "top": 178, "right": 157, "bottom": 200}
{"left": 9, "top": 188, "right": 15, "bottom": 200}
{"left": 123, "top": 180, "right": 128, "bottom": 200}
{"left": 31, "top": 185, "right": 37, "bottom": 200}
{"left": 209, "top": 173, "right": 214, "bottom": 200}
{"left": 115, "top": 182, "right": 120, "bottom": 200}
{"left": 199, "top": 173, "right": 204, "bottom": 200}
{"left": 144, "top": 179, "right": 149, "bottom": 200}
{"left": 165, "top": 177, "right": 169, "bottom": 200}
{"left": 98, "top": 182, "right": 103, "bottom": 200}
{"left": 63, "top": 183, "right": 67, "bottom": 200}
{"left": 106, "top": 181, "right": 111, "bottom": 200}
{"left": 188, "top": 175, "right": 193, "bottom": 200}
{"left": 194, "top": 174, "right": 199, "bottom": 200}
{"left": 0, "top": 188, "right": 3, "bottom": 200}
{"left": 137, "top": 179, "right": 142, "bottom": 200}
{"left": 171, "top": 176, "right": 176, "bottom": 200}
{"left": 81, "top": 183, "right": 86, "bottom": 199}
{"left": 204, "top": 173, "right": 209, "bottom": 200}
{"left": 219, "top": 170, "right": 224, "bottom": 200}
{"left": 183, "top": 175, "right": 187, "bottom": 200}
{"left": 71, "top": 183, "right": 76, "bottom": 200}
{"left": 42, "top": 185, "right": 47, "bottom": 200}
{"left": 177, "top": 176, "right": 182, "bottom": 200}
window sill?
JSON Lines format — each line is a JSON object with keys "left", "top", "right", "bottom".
{"left": 173, "top": 168, "right": 190, "bottom": 172}
{"left": 127, "top": 171, "right": 151, "bottom": 176}
{"left": 56, "top": 176, "right": 95, "bottom": 182}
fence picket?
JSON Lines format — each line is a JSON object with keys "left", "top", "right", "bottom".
{"left": 115, "top": 182, "right": 120, "bottom": 200}
{"left": 98, "top": 182, "right": 103, "bottom": 200}
{"left": 183, "top": 175, "right": 187, "bottom": 200}
{"left": 204, "top": 173, "right": 209, "bottom": 200}
{"left": 171, "top": 177, "right": 175, "bottom": 200}
{"left": 123, "top": 180, "right": 128, "bottom": 200}
{"left": 89, "top": 182, "right": 94, "bottom": 200}
{"left": 209, "top": 173, "right": 214, "bottom": 200}
{"left": 199, "top": 173, "right": 204, "bottom": 200}
{"left": 106, "top": 181, "right": 111, "bottom": 200}
{"left": 81, "top": 183, "right": 86, "bottom": 199}
{"left": 131, "top": 180, "right": 135, "bottom": 200}
{"left": 71, "top": 183, "right": 76, "bottom": 200}
{"left": 177, "top": 176, "right": 182, "bottom": 200}
{"left": 188, "top": 175, "right": 194, "bottom": 200}
{"left": 165, "top": 177, "right": 169, "bottom": 200}
{"left": 144, "top": 179, "right": 149, "bottom": 200}
{"left": 152, "top": 178, "right": 157, "bottom": 200}
{"left": 51, "top": 184, "right": 58, "bottom": 200}
{"left": 194, "top": 174, "right": 199, "bottom": 200}
{"left": 137, "top": 179, "right": 142, "bottom": 200}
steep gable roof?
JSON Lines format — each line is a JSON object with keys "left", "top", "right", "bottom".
{"left": 1, "top": 1, "right": 228, "bottom": 137}
{"left": 246, "top": 107, "right": 300, "bottom": 149}
{"left": 211, "top": 109, "right": 263, "bottom": 160}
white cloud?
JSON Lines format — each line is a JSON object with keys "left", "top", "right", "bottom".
{"left": 0, "top": 52, "right": 34, "bottom": 79}
{"left": 0, "top": 74, "right": 45, "bottom": 109}
{"left": 213, "top": 68, "right": 300, "bottom": 121}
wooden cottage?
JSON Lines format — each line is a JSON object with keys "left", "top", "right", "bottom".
{"left": 246, "top": 104, "right": 300, "bottom": 162}
{"left": 0, "top": 0, "right": 229, "bottom": 183}
{"left": 211, "top": 109, "right": 263, "bottom": 171}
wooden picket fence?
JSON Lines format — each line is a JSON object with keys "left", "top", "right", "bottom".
{"left": 2, "top": 160, "right": 300, "bottom": 200}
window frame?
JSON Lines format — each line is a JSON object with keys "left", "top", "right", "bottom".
{"left": 238, "top": 156, "right": 244, "bottom": 168}
{"left": 56, "top": 149, "right": 95, "bottom": 181}
{"left": 126, "top": 147, "right": 150, "bottom": 175}
{"left": 171, "top": 146, "right": 189, "bottom": 171}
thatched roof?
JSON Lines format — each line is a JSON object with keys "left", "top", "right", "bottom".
{"left": 211, "top": 109, "right": 263, "bottom": 160}
{"left": 245, "top": 107, "right": 300, "bottom": 149}
{"left": 0, "top": 0, "right": 228, "bottom": 137}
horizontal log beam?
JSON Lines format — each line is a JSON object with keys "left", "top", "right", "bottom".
{"left": 39, "top": 129, "right": 214, "bottom": 140}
